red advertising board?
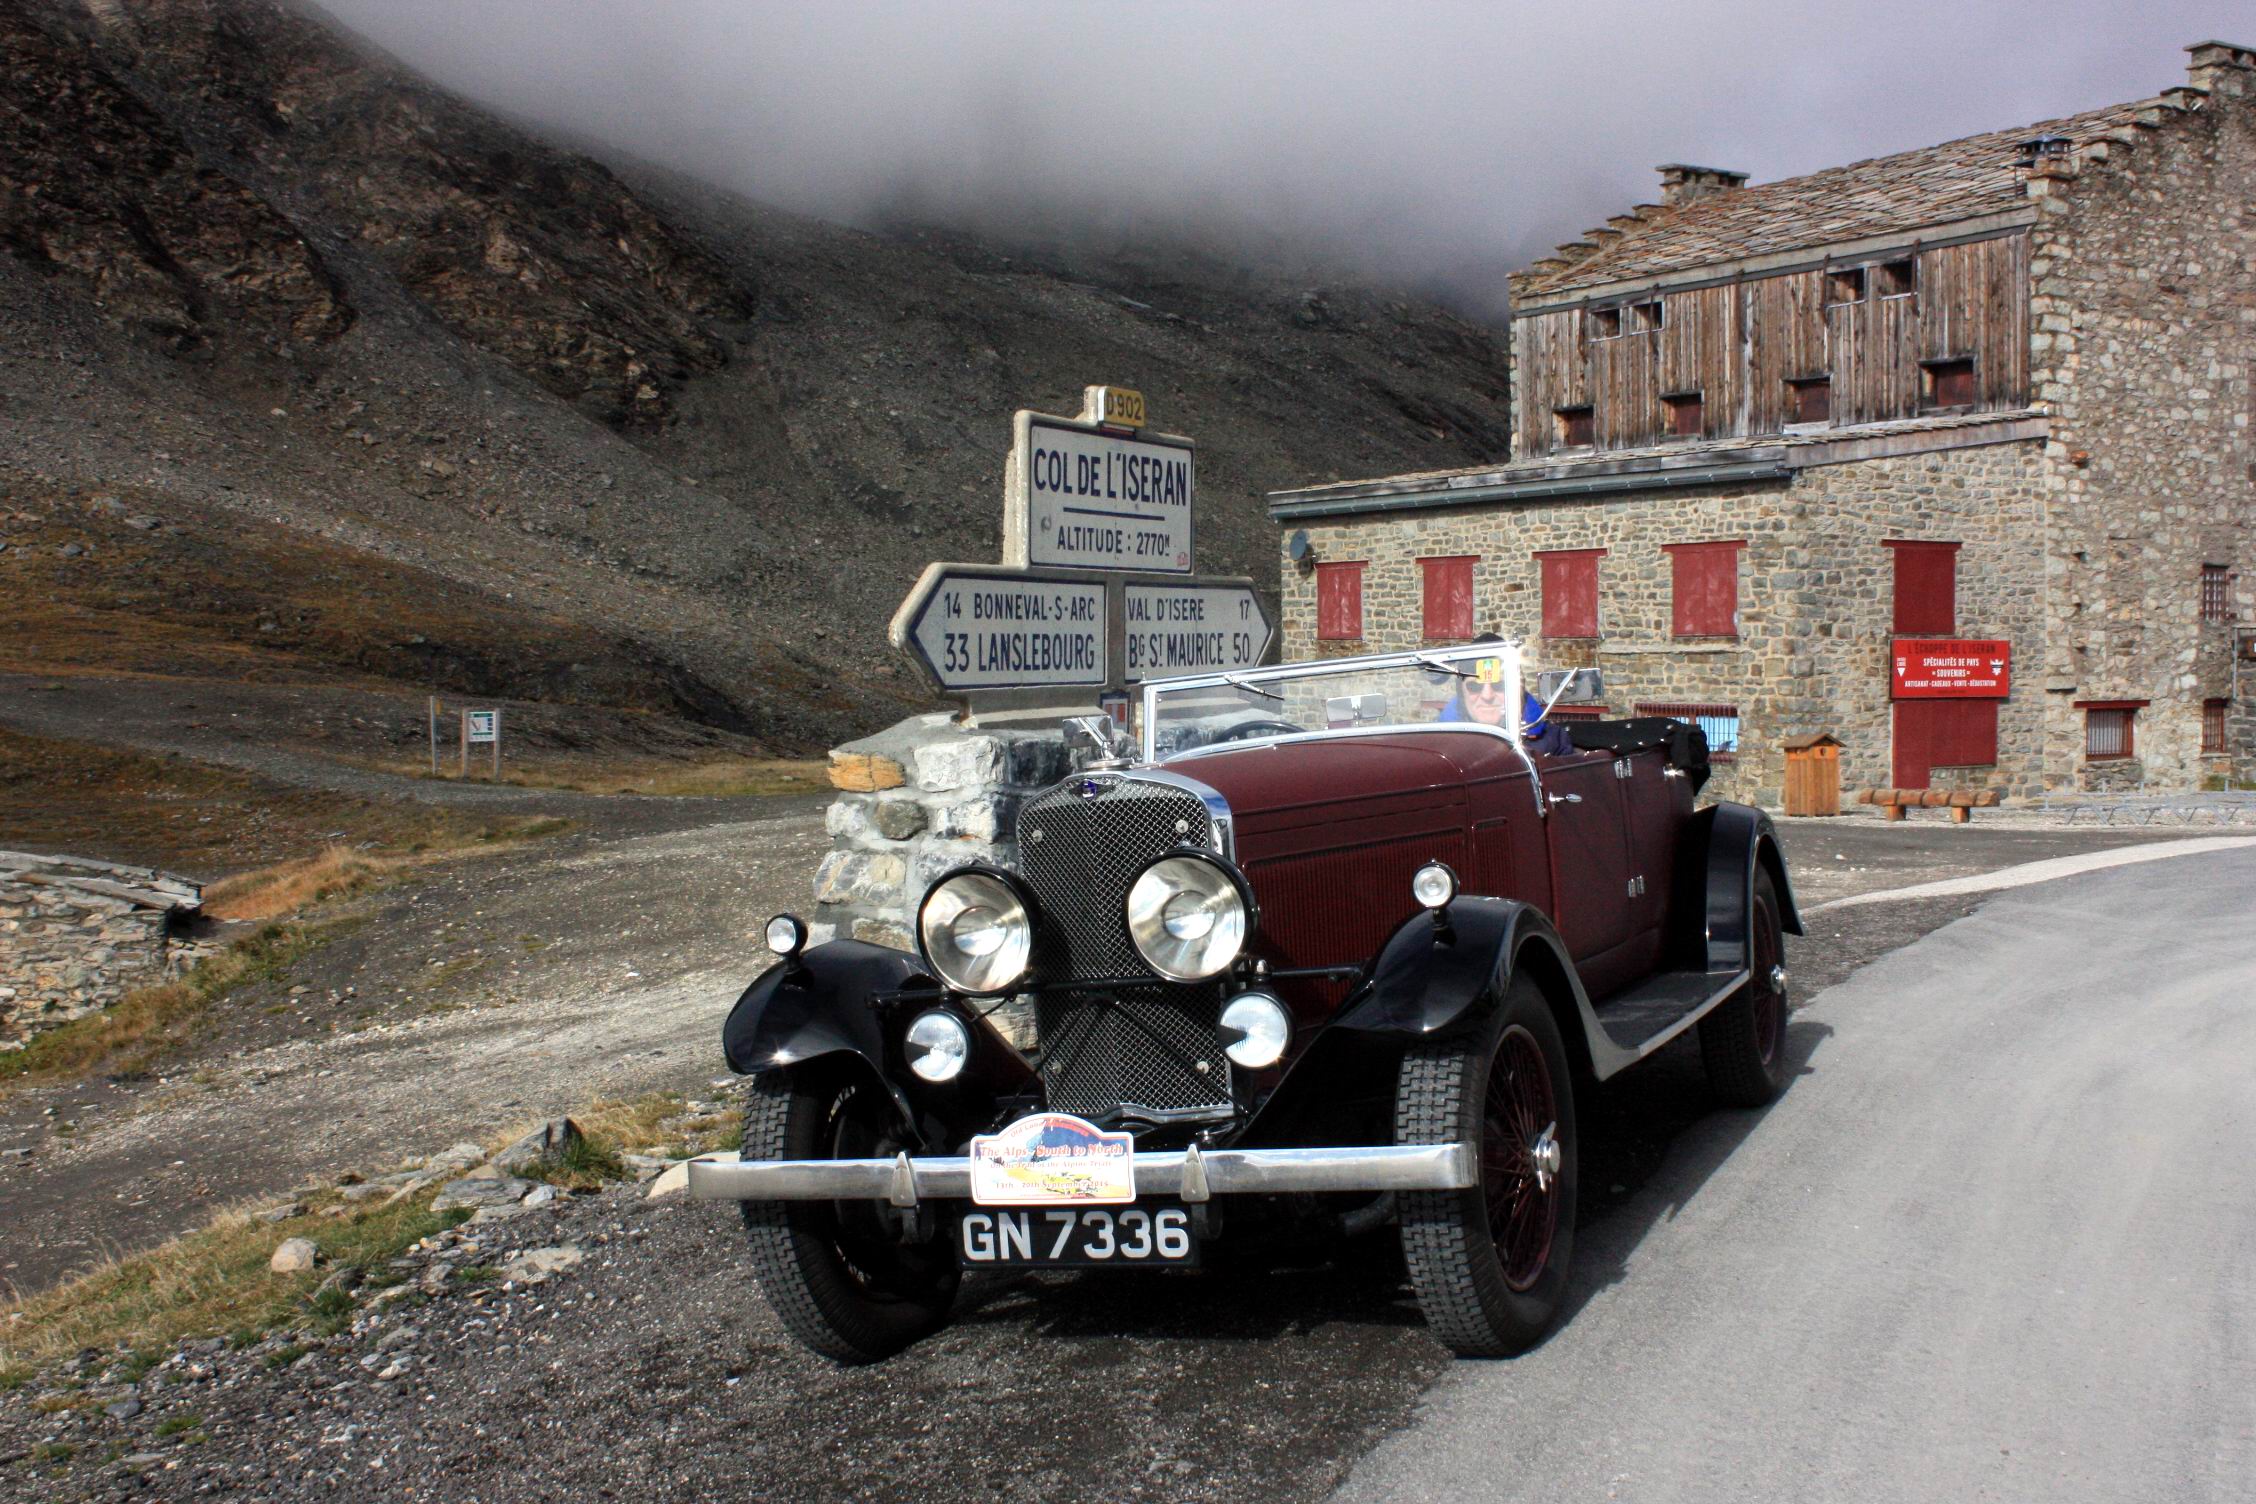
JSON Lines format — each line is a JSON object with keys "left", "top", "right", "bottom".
{"left": 1891, "top": 638, "right": 2011, "bottom": 699}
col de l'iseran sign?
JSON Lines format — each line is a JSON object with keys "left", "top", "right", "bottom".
{"left": 891, "top": 386, "right": 1273, "bottom": 708}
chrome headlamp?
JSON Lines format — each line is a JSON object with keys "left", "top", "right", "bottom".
{"left": 915, "top": 868, "right": 1035, "bottom": 996}
{"left": 1125, "top": 852, "right": 1254, "bottom": 982}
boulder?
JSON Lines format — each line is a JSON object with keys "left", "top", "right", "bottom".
{"left": 430, "top": 1175, "right": 536, "bottom": 1211}
{"left": 269, "top": 1237, "right": 318, "bottom": 1274}
{"left": 492, "top": 1117, "right": 582, "bottom": 1175}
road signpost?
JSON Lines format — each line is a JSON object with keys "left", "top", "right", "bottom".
{"left": 889, "top": 387, "right": 1274, "bottom": 724}
{"left": 462, "top": 707, "right": 501, "bottom": 779}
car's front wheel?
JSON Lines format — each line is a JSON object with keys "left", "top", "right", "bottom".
{"left": 739, "top": 1065, "right": 959, "bottom": 1364}
{"left": 1395, "top": 973, "right": 1578, "bottom": 1357}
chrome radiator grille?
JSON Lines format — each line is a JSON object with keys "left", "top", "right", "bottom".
{"left": 1016, "top": 776, "right": 1230, "bottom": 1117}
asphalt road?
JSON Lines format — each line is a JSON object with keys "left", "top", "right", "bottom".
{"left": 1335, "top": 845, "right": 2256, "bottom": 1504}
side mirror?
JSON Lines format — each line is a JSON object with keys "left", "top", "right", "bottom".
{"left": 1323, "top": 692, "right": 1389, "bottom": 727}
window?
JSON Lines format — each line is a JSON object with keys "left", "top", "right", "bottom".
{"left": 1662, "top": 392, "right": 1704, "bottom": 437}
{"left": 1419, "top": 555, "right": 1477, "bottom": 641}
{"left": 1922, "top": 357, "right": 1977, "bottom": 410}
{"left": 1786, "top": 376, "right": 1832, "bottom": 426}
{"left": 2203, "top": 698, "right": 2229, "bottom": 754}
{"left": 1663, "top": 540, "right": 1746, "bottom": 637}
{"left": 1826, "top": 267, "right": 1866, "bottom": 305}
{"left": 1629, "top": 299, "right": 1664, "bottom": 333}
{"left": 1555, "top": 405, "right": 1595, "bottom": 448}
{"left": 1589, "top": 306, "right": 1622, "bottom": 339}
{"left": 2201, "top": 563, "right": 2232, "bottom": 622}
{"left": 1877, "top": 258, "right": 1917, "bottom": 298}
{"left": 1315, "top": 561, "right": 1364, "bottom": 641}
{"left": 2079, "top": 701, "right": 2144, "bottom": 760}
{"left": 1536, "top": 548, "right": 1604, "bottom": 638}
{"left": 1886, "top": 539, "right": 1960, "bottom": 635}
{"left": 1637, "top": 701, "right": 1739, "bottom": 761}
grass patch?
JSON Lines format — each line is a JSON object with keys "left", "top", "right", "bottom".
{"left": 521, "top": 1134, "right": 627, "bottom": 1191}
{"left": 0, "top": 1191, "right": 465, "bottom": 1373}
{"left": 153, "top": 1414, "right": 199, "bottom": 1439}
{"left": 0, "top": 919, "right": 347, "bottom": 1091}
{"left": 32, "top": 1442, "right": 74, "bottom": 1464}
{"left": 201, "top": 816, "right": 572, "bottom": 924}
{"left": 368, "top": 754, "right": 824, "bottom": 798}
{"left": 264, "top": 1343, "right": 306, "bottom": 1370}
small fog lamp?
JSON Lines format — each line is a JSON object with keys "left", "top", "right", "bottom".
{"left": 1218, "top": 992, "right": 1291, "bottom": 1070}
{"left": 904, "top": 1009, "right": 972, "bottom": 1083}
{"left": 765, "top": 913, "right": 809, "bottom": 957}
{"left": 1411, "top": 863, "right": 1459, "bottom": 911}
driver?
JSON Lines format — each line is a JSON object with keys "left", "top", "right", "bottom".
{"left": 1438, "top": 649, "right": 1577, "bottom": 756}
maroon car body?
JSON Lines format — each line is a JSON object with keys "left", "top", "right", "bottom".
{"left": 701, "top": 643, "right": 1803, "bottom": 1363}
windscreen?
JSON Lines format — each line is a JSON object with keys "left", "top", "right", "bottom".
{"left": 1143, "top": 643, "right": 1529, "bottom": 761}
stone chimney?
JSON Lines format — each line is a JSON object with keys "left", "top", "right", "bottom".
{"left": 1656, "top": 163, "right": 1750, "bottom": 206}
{"left": 2186, "top": 40, "right": 2256, "bottom": 97}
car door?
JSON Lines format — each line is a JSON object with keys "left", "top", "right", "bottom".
{"left": 1538, "top": 751, "right": 1635, "bottom": 981}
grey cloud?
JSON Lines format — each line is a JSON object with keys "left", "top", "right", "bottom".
{"left": 312, "top": 0, "right": 2253, "bottom": 319}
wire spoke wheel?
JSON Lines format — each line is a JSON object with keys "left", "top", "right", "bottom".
{"left": 1484, "top": 1026, "right": 1560, "bottom": 1292}
{"left": 1397, "top": 973, "right": 1578, "bottom": 1357}
{"left": 740, "top": 1068, "right": 959, "bottom": 1364}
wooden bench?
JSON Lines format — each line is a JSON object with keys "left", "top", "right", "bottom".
{"left": 1854, "top": 787, "right": 2002, "bottom": 824}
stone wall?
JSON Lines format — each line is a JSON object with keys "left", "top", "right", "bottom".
{"left": 0, "top": 853, "right": 204, "bottom": 1048}
{"left": 2028, "top": 53, "right": 2256, "bottom": 789}
{"left": 1278, "top": 440, "right": 2053, "bottom": 806}
{"left": 814, "top": 714, "right": 1073, "bottom": 949}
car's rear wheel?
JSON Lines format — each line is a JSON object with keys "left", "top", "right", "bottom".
{"left": 1699, "top": 868, "right": 1791, "bottom": 1107}
{"left": 1395, "top": 973, "right": 1578, "bottom": 1357}
{"left": 739, "top": 1065, "right": 959, "bottom": 1364}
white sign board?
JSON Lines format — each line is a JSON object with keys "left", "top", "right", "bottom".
{"left": 1123, "top": 583, "right": 1273, "bottom": 681}
{"left": 895, "top": 566, "right": 1108, "bottom": 691}
{"left": 465, "top": 709, "right": 499, "bottom": 743}
{"left": 1011, "top": 415, "right": 1193, "bottom": 574}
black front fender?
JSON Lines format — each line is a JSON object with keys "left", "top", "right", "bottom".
{"left": 1238, "top": 898, "right": 1597, "bottom": 1149}
{"left": 720, "top": 939, "right": 1032, "bottom": 1146}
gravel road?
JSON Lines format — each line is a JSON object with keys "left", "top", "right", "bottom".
{"left": 1335, "top": 844, "right": 2256, "bottom": 1504}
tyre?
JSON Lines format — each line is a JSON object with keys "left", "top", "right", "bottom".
{"left": 739, "top": 1066, "right": 959, "bottom": 1364}
{"left": 1395, "top": 973, "right": 1578, "bottom": 1357}
{"left": 1699, "top": 868, "right": 1790, "bottom": 1107}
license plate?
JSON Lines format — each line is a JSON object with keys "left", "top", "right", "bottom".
{"left": 958, "top": 1205, "right": 1198, "bottom": 1268}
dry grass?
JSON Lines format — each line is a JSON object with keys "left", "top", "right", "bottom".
{"left": 201, "top": 845, "right": 389, "bottom": 922}
{"left": 0, "top": 727, "right": 567, "bottom": 881}
{"left": 0, "top": 1189, "right": 465, "bottom": 1371}
{"left": 353, "top": 754, "right": 825, "bottom": 798}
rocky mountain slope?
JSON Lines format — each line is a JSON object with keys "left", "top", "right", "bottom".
{"left": 0, "top": 0, "right": 1513, "bottom": 751}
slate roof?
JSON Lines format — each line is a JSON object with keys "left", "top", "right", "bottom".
{"left": 1512, "top": 97, "right": 2172, "bottom": 300}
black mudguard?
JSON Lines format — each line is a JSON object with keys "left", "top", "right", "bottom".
{"left": 720, "top": 939, "right": 1032, "bottom": 1147}
{"left": 1672, "top": 803, "right": 1805, "bottom": 974}
{"left": 1238, "top": 898, "right": 1597, "bottom": 1149}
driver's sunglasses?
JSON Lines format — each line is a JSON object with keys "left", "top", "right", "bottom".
{"left": 1467, "top": 681, "right": 1508, "bottom": 699}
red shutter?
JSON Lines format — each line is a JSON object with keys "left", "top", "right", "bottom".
{"left": 1663, "top": 541, "right": 1745, "bottom": 637}
{"left": 1887, "top": 540, "right": 1959, "bottom": 634}
{"left": 1419, "top": 556, "right": 1476, "bottom": 640}
{"left": 1316, "top": 562, "right": 1365, "bottom": 642}
{"left": 1892, "top": 700, "right": 1999, "bottom": 786}
{"left": 1537, "top": 549, "right": 1603, "bottom": 638}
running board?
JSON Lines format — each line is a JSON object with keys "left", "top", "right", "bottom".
{"left": 1590, "top": 968, "right": 1748, "bottom": 1061}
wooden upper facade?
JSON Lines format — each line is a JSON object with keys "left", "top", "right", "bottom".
{"left": 1511, "top": 230, "right": 2031, "bottom": 458}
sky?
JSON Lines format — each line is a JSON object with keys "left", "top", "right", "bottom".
{"left": 314, "top": 0, "right": 2253, "bottom": 319}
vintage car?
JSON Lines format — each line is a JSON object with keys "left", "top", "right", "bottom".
{"left": 691, "top": 641, "right": 1801, "bottom": 1363}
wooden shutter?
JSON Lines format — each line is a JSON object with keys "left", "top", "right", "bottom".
{"left": 1316, "top": 562, "right": 1365, "bottom": 642}
{"left": 1663, "top": 541, "right": 1745, "bottom": 637}
{"left": 1892, "top": 700, "right": 1998, "bottom": 786}
{"left": 1537, "top": 549, "right": 1603, "bottom": 638}
{"left": 1886, "top": 540, "right": 1960, "bottom": 634}
{"left": 1419, "top": 556, "right": 1476, "bottom": 641}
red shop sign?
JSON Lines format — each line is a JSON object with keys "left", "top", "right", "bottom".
{"left": 1892, "top": 638, "right": 2011, "bottom": 699}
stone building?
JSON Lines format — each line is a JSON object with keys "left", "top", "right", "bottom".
{"left": 1271, "top": 42, "right": 2256, "bottom": 805}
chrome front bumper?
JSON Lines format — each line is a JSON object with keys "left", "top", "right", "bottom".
{"left": 687, "top": 1141, "right": 1475, "bottom": 1207}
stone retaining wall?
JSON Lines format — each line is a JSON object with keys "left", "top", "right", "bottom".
{"left": 0, "top": 853, "right": 205, "bottom": 1049}
{"left": 814, "top": 714, "right": 1074, "bottom": 950}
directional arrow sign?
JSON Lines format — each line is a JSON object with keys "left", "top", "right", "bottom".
{"left": 1122, "top": 582, "right": 1273, "bottom": 682}
{"left": 892, "top": 563, "right": 1109, "bottom": 693}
